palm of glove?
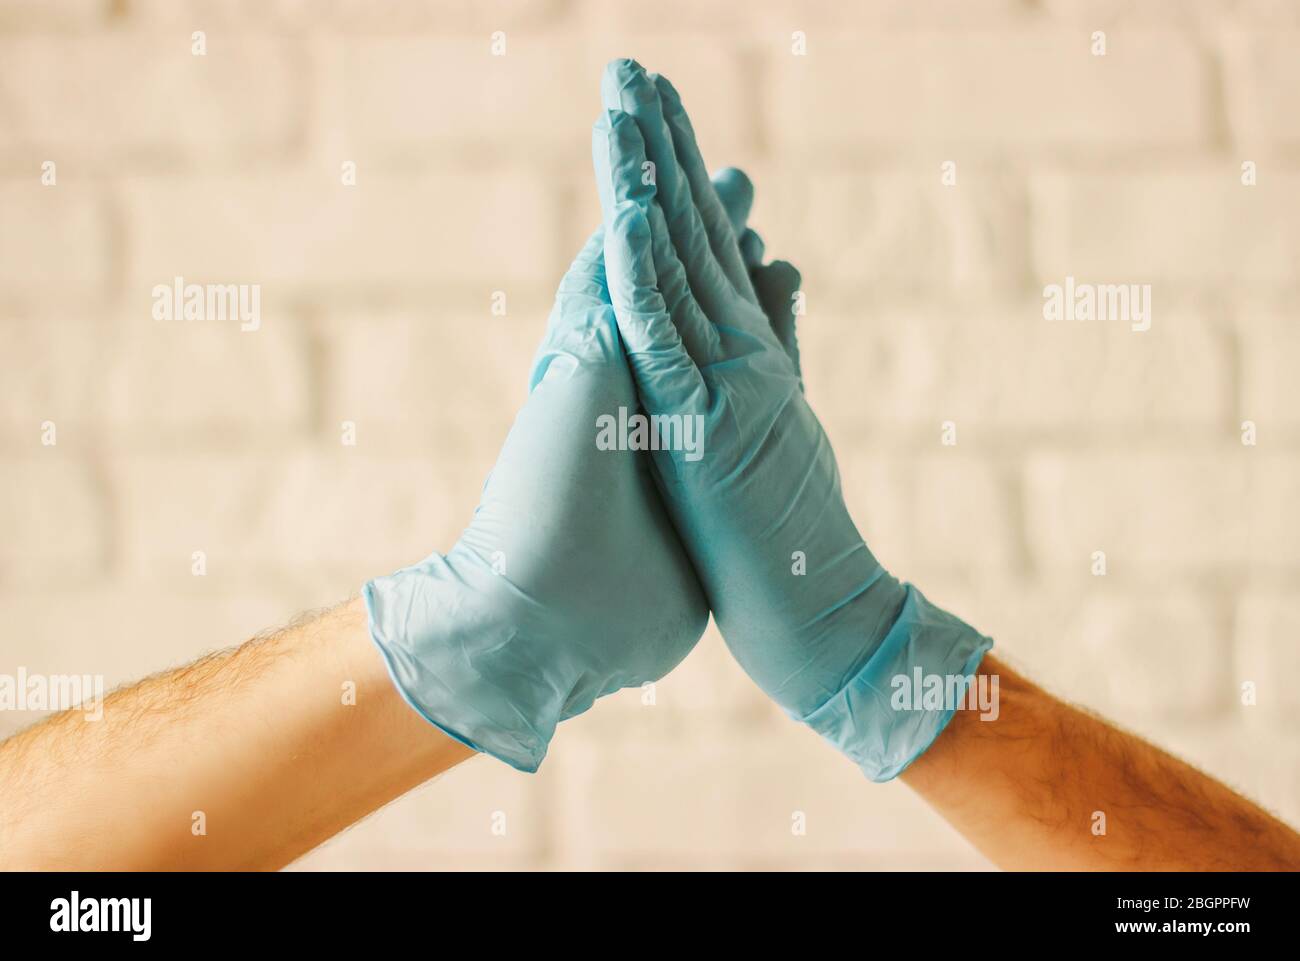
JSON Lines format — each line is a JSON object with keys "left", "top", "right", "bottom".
{"left": 593, "top": 60, "right": 899, "bottom": 722}
{"left": 366, "top": 229, "right": 708, "bottom": 771}
{"left": 366, "top": 149, "right": 806, "bottom": 772}
{"left": 456, "top": 230, "right": 710, "bottom": 715}
{"left": 663, "top": 267, "right": 889, "bottom": 721}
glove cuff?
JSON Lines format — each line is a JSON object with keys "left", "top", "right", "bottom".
{"left": 797, "top": 584, "right": 993, "bottom": 782}
{"left": 362, "top": 560, "right": 555, "bottom": 773}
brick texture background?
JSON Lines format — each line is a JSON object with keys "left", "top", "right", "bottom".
{"left": 2, "top": 0, "right": 1298, "bottom": 870}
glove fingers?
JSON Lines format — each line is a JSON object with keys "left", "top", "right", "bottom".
{"left": 602, "top": 60, "right": 745, "bottom": 320}
{"left": 594, "top": 107, "right": 720, "bottom": 366}
{"left": 530, "top": 226, "right": 610, "bottom": 392}
{"left": 711, "top": 167, "right": 765, "bottom": 271}
{"left": 653, "top": 72, "right": 759, "bottom": 304}
{"left": 645, "top": 200, "right": 722, "bottom": 368}
{"left": 555, "top": 227, "right": 607, "bottom": 304}
{"left": 752, "top": 260, "right": 804, "bottom": 383}
{"left": 711, "top": 167, "right": 753, "bottom": 238}
{"left": 738, "top": 228, "right": 765, "bottom": 270}
{"left": 602, "top": 200, "right": 707, "bottom": 418}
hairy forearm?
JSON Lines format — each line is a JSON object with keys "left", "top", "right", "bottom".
{"left": 0, "top": 598, "right": 473, "bottom": 871}
{"left": 902, "top": 655, "right": 1300, "bottom": 870}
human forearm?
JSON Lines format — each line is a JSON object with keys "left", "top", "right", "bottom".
{"left": 0, "top": 597, "right": 473, "bottom": 871}
{"left": 901, "top": 655, "right": 1300, "bottom": 870}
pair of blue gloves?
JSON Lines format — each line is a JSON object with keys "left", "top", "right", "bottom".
{"left": 365, "top": 60, "right": 991, "bottom": 781}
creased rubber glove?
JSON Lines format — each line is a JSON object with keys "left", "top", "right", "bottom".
{"left": 362, "top": 229, "right": 709, "bottom": 773}
{"left": 595, "top": 59, "right": 993, "bottom": 781}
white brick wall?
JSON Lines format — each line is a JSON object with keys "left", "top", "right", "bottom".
{"left": 0, "top": 36, "right": 301, "bottom": 164}
{"left": 124, "top": 172, "right": 560, "bottom": 292}
{"left": 1, "top": 0, "right": 1296, "bottom": 870}
{"left": 767, "top": 32, "right": 1210, "bottom": 154}
{"left": 0, "top": 184, "right": 107, "bottom": 296}
{"left": 1030, "top": 171, "right": 1300, "bottom": 286}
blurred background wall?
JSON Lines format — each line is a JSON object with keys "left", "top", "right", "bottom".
{"left": 2, "top": 0, "right": 1298, "bottom": 869}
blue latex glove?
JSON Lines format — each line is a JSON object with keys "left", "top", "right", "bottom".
{"left": 362, "top": 174, "right": 772, "bottom": 773}
{"left": 362, "top": 229, "right": 710, "bottom": 773}
{"left": 594, "top": 59, "right": 993, "bottom": 781}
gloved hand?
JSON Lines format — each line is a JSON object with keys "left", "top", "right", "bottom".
{"left": 594, "top": 59, "right": 993, "bottom": 781}
{"left": 363, "top": 174, "right": 769, "bottom": 773}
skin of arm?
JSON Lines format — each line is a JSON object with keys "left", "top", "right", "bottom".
{"left": 5, "top": 83, "right": 1295, "bottom": 870}
{"left": 591, "top": 59, "right": 1300, "bottom": 870}
{"left": 902, "top": 654, "right": 1300, "bottom": 870}
{"left": 3, "top": 605, "right": 1298, "bottom": 872}
{"left": 0, "top": 597, "right": 474, "bottom": 871}
{"left": 0, "top": 151, "right": 766, "bottom": 871}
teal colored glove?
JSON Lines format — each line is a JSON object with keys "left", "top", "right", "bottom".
{"left": 594, "top": 59, "right": 993, "bottom": 781}
{"left": 363, "top": 229, "right": 710, "bottom": 773}
{"left": 363, "top": 172, "right": 770, "bottom": 773}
